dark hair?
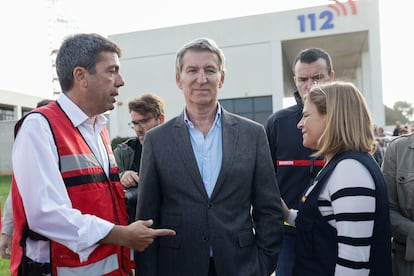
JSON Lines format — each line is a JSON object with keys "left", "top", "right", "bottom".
{"left": 292, "top": 48, "right": 333, "bottom": 75}
{"left": 56, "top": 33, "right": 122, "bottom": 92}
{"left": 128, "top": 93, "right": 165, "bottom": 119}
{"left": 36, "top": 99, "right": 54, "bottom": 108}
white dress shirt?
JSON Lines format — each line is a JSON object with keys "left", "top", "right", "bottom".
{"left": 12, "top": 93, "right": 114, "bottom": 263}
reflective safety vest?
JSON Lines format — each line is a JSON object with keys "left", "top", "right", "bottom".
{"left": 11, "top": 102, "right": 133, "bottom": 275}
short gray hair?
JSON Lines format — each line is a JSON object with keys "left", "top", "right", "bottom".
{"left": 175, "top": 37, "right": 226, "bottom": 75}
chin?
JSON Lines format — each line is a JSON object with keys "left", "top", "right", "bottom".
{"left": 303, "top": 141, "right": 316, "bottom": 150}
{"left": 107, "top": 104, "right": 115, "bottom": 111}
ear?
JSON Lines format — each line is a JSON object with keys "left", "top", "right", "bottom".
{"left": 159, "top": 113, "right": 166, "bottom": 124}
{"left": 329, "top": 70, "right": 335, "bottom": 81}
{"left": 175, "top": 74, "right": 182, "bottom": 89}
{"left": 73, "top": 66, "right": 88, "bottom": 88}
{"left": 219, "top": 71, "right": 225, "bottom": 88}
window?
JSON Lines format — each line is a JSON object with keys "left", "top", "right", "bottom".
{"left": 0, "top": 105, "right": 15, "bottom": 121}
{"left": 22, "top": 107, "right": 33, "bottom": 117}
{"left": 219, "top": 96, "right": 272, "bottom": 125}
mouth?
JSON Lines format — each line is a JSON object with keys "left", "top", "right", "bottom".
{"left": 193, "top": 88, "right": 209, "bottom": 93}
{"left": 110, "top": 91, "right": 119, "bottom": 102}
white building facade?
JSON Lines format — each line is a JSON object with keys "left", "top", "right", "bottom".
{"left": 108, "top": 0, "right": 384, "bottom": 139}
{"left": 0, "top": 0, "right": 383, "bottom": 174}
{"left": 0, "top": 90, "right": 48, "bottom": 174}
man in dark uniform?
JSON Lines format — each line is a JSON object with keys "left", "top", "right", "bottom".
{"left": 265, "top": 48, "right": 335, "bottom": 276}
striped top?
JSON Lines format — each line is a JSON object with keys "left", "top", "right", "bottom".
{"left": 289, "top": 158, "right": 376, "bottom": 276}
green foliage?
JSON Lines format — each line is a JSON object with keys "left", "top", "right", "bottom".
{"left": 393, "top": 101, "right": 413, "bottom": 121}
{"left": 0, "top": 175, "right": 11, "bottom": 275}
{"left": 385, "top": 103, "right": 411, "bottom": 125}
{"left": 111, "top": 136, "right": 131, "bottom": 150}
{"left": 0, "top": 176, "right": 11, "bottom": 200}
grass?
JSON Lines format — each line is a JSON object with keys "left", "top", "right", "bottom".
{"left": 0, "top": 175, "right": 11, "bottom": 275}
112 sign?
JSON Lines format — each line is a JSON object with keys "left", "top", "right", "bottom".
{"left": 297, "top": 10, "right": 335, "bottom": 32}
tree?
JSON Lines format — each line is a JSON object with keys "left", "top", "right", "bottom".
{"left": 384, "top": 104, "right": 409, "bottom": 126}
{"left": 393, "top": 101, "right": 413, "bottom": 121}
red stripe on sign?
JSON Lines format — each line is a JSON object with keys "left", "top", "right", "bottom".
{"left": 277, "top": 160, "right": 325, "bottom": 166}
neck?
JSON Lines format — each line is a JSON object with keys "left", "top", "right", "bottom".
{"left": 186, "top": 104, "right": 217, "bottom": 137}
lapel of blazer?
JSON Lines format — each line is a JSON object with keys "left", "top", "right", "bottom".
{"left": 210, "top": 109, "right": 238, "bottom": 200}
{"left": 171, "top": 111, "right": 209, "bottom": 200}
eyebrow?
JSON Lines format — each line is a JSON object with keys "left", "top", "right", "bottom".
{"left": 298, "top": 73, "right": 323, "bottom": 79}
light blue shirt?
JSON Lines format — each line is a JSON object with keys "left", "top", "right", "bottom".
{"left": 184, "top": 104, "right": 222, "bottom": 198}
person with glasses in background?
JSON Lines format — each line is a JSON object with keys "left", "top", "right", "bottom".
{"left": 114, "top": 93, "right": 165, "bottom": 224}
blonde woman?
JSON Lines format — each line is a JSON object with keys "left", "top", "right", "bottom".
{"left": 282, "top": 81, "right": 392, "bottom": 275}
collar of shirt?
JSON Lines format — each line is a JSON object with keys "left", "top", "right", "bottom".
{"left": 57, "top": 93, "right": 109, "bottom": 173}
{"left": 57, "top": 93, "right": 108, "bottom": 132}
{"left": 183, "top": 102, "right": 222, "bottom": 129}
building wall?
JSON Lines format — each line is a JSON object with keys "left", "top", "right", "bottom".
{"left": 0, "top": 89, "right": 51, "bottom": 174}
{"left": 0, "top": 120, "right": 16, "bottom": 175}
{"left": 109, "top": 13, "right": 278, "bottom": 138}
{"left": 0, "top": 0, "right": 384, "bottom": 173}
{"left": 109, "top": 0, "right": 384, "bottom": 139}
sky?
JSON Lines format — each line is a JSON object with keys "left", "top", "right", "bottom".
{"left": 0, "top": 0, "right": 411, "bottom": 108}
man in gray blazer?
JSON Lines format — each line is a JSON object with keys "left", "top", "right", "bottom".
{"left": 135, "top": 37, "right": 284, "bottom": 276}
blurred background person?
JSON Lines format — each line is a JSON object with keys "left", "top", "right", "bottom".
{"left": 114, "top": 93, "right": 165, "bottom": 223}
{"left": 393, "top": 121, "right": 401, "bottom": 136}
{"left": 383, "top": 131, "right": 414, "bottom": 275}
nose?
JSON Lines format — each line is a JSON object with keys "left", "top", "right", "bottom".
{"left": 134, "top": 123, "right": 144, "bottom": 130}
{"left": 304, "top": 79, "right": 316, "bottom": 91}
{"left": 116, "top": 73, "right": 125, "bottom": 87}
{"left": 297, "top": 117, "right": 304, "bottom": 129}
{"left": 196, "top": 71, "right": 207, "bottom": 84}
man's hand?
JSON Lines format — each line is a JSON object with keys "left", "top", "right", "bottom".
{"left": 120, "top": 170, "right": 139, "bottom": 188}
{"left": 0, "top": 233, "right": 12, "bottom": 259}
{"left": 101, "top": 219, "right": 175, "bottom": 252}
{"left": 127, "top": 220, "right": 176, "bottom": 252}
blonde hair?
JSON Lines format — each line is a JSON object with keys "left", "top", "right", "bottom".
{"left": 304, "top": 81, "right": 376, "bottom": 158}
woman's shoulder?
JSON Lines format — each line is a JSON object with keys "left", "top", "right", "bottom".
{"left": 329, "top": 158, "right": 375, "bottom": 190}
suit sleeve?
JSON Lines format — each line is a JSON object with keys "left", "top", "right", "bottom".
{"left": 135, "top": 134, "right": 160, "bottom": 276}
{"left": 264, "top": 116, "right": 278, "bottom": 174}
{"left": 252, "top": 126, "right": 284, "bottom": 274}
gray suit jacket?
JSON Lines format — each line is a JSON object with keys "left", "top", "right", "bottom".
{"left": 135, "top": 108, "right": 283, "bottom": 276}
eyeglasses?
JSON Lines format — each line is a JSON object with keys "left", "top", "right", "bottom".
{"left": 128, "top": 117, "right": 153, "bottom": 129}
